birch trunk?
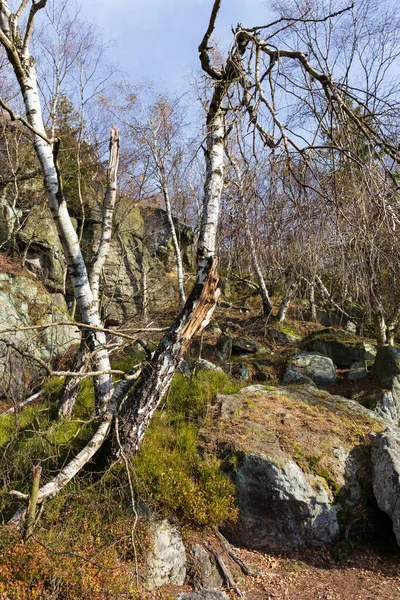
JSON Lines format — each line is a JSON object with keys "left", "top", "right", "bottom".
{"left": 116, "top": 109, "right": 225, "bottom": 457}
{"left": 309, "top": 278, "right": 317, "bottom": 321}
{"left": 162, "top": 184, "right": 186, "bottom": 304}
{"left": 277, "top": 281, "right": 297, "bottom": 323}
{"left": 374, "top": 307, "right": 388, "bottom": 346}
{"left": 0, "top": 13, "right": 114, "bottom": 414}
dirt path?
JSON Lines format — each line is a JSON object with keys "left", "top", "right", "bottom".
{"left": 152, "top": 546, "right": 400, "bottom": 600}
{"left": 236, "top": 547, "right": 400, "bottom": 600}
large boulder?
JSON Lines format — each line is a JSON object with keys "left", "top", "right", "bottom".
{"left": 225, "top": 451, "right": 340, "bottom": 551}
{"left": 0, "top": 269, "right": 79, "bottom": 399}
{"left": 303, "top": 328, "right": 376, "bottom": 367}
{"left": 266, "top": 324, "right": 302, "bottom": 345}
{"left": 214, "top": 333, "right": 232, "bottom": 362}
{"left": 144, "top": 519, "right": 187, "bottom": 590}
{"left": 371, "top": 429, "right": 400, "bottom": 546}
{"left": 285, "top": 352, "right": 336, "bottom": 385}
{"left": 202, "top": 384, "right": 384, "bottom": 551}
{"left": 372, "top": 345, "right": 400, "bottom": 387}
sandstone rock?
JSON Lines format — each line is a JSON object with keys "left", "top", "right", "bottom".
{"left": 0, "top": 272, "right": 79, "bottom": 398}
{"left": 144, "top": 519, "right": 186, "bottom": 590}
{"left": 372, "top": 345, "right": 400, "bottom": 387}
{"left": 196, "top": 359, "right": 223, "bottom": 373}
{"left": 283, "top": 366, "right": 316, "bottom": 386}
{"left": 11, "top": 203, "right": 196, "bottom": 324}
{"left": 371, "top": 429, "right": 400, "bottom": 546}
{"left": 189, "top": 544, "right": 223, "bottom": 590}
{"left": 205, "top": 320, "right": 222, "bottom": 335}
{"left": 252, "top": 362, "right": 274, "bottom": 382}
{"left": 266, "top": 325, "right": 302, "bottom": 345}
{"left": 215, "top": 333, "right": 232, "bottom": 362}
{"left": 287, "top": 352, "right": 336, "bottom": 385}
{"left": 224, "top": 451, "right": 340, "bottom": 551}
{"left": 374, "top": 376, "right": 400, "bottom": 425}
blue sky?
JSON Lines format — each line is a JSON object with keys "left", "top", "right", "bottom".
{"left": 80, "top": 0, "right": 271, "bottom": 92}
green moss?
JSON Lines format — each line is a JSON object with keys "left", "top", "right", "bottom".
{"left": 316, "top": 469, "right": 340, "bottom": 496}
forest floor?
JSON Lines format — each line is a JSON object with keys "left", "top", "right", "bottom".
{"left": 149, "top": 545, "right": 400, "bottom": 600}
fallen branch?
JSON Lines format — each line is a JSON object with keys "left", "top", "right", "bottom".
{"left": 216, "top": 532, "right": 264, "bottom": 578}
{"left": 1, "top": 390, "right": 44, "bottom": 416}
{"left": 205, "top": 542, "right": 246, "bottom": 598}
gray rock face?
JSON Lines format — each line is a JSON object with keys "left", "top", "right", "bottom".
{"left": 371, "top": 429, "right": 400, "bottom": 545}
{"left": 373, "top": 345, "right": 400, "bottom": 387}
{"left": 304, "top": 328, "right": 376, "bottom": 367}
{"left": 175, "top": 592, "right": 229, "bottom": 600}
{"left": 283, "top": 366, "right": 316, "bottom": 386}
{"left": 286, "top": 352, "right": 336, "bottom": 385}
{"left": 374, "top": 376, "right": 400, "bottom": 425}
{"left": 9, "top": 203, "right": 196, "bottom": 324}
{"left": 189, "top": 544, "right": 223, "bottom": 590}
{"left": 203, "top": 384, "right": 384, "bottom": 552}
{"left": 224, "top": 452, "right": 340, "bottom": 551}
{"left": 195, "top": 359, "right": 223, "bottom": 374}
{"left": 348, "top": 361, "right": 369, "bottom": 381}
{"left": 267, "top": 326, "right": 302, "bottom": 345}
{"left": 0, "top": 272, "right": 79, "bottom": 398}
{"left": 144, "top": 519, "right": 187, "bottom": 590}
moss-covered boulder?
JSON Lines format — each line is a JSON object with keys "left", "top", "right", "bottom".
{"left": 266, "top": 323, "right": 303, "bottom": 344}
{"left": 201, "top": 384, "right": 385, "bottom": 551}
{"left": 303, "top": 328, "right": 376, "bottom": 367}
{"left": 372, "top": 345, "right": 400, "bottom": 387}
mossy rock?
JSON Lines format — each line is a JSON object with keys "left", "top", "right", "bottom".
{"left": 266, "top": 323, "right": 303, "bottom": 344}
{"left": 303, "top": 328, "right": 376, "bottom": 367}
{"left": 372, "top": 345, "right": 400, "bottom": 387}
{"left": 202, "top": 384, "right": 385, "bottom": 551}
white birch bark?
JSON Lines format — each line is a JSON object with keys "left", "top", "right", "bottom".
{"left": 117, "top": 108, "right": 225, "bottom": 457}
{"left": 162, "top": 184, "right": 186, "bottom": 304}
{"left": 277, "top": 281, "right": 297, "bottom": 323}
{"left": 0, "top": 5, "right": 114, "bottom": 414}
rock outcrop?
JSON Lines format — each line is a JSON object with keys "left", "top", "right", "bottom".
{"left": 372, "top": 345, "right": 400, "bottom": 387}
{"left": 6, "top": 202, "right": 196, "bottom": 325}
{"left": 371, "top": 429, "right": 400, "bottom": 546}
{"left": 144, "top": 518, "right": 187, "bottom": 590}
{"left": 189, "top": 544, "right": 223, "bottom": 590}
{"left": 201, "top": 384, "right": 385, "bottom": 551}
{"left": 175, "top": 592, "right": 229, "bottom": 600}
{"left": 303, "top": 328, "right": 376, "bottom": 367}
{"left": 0, "top": 269, "right": 79, "bottom": 398}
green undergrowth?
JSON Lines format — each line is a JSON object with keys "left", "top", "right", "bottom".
{"left": 132, "top": 371, "right": 243, "bottom": 527}
{"left": 0, "top": 366, "right": 244, "bottom": 597}
{"left": 1, "top": 368, "right": 242, "bottom": 537}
